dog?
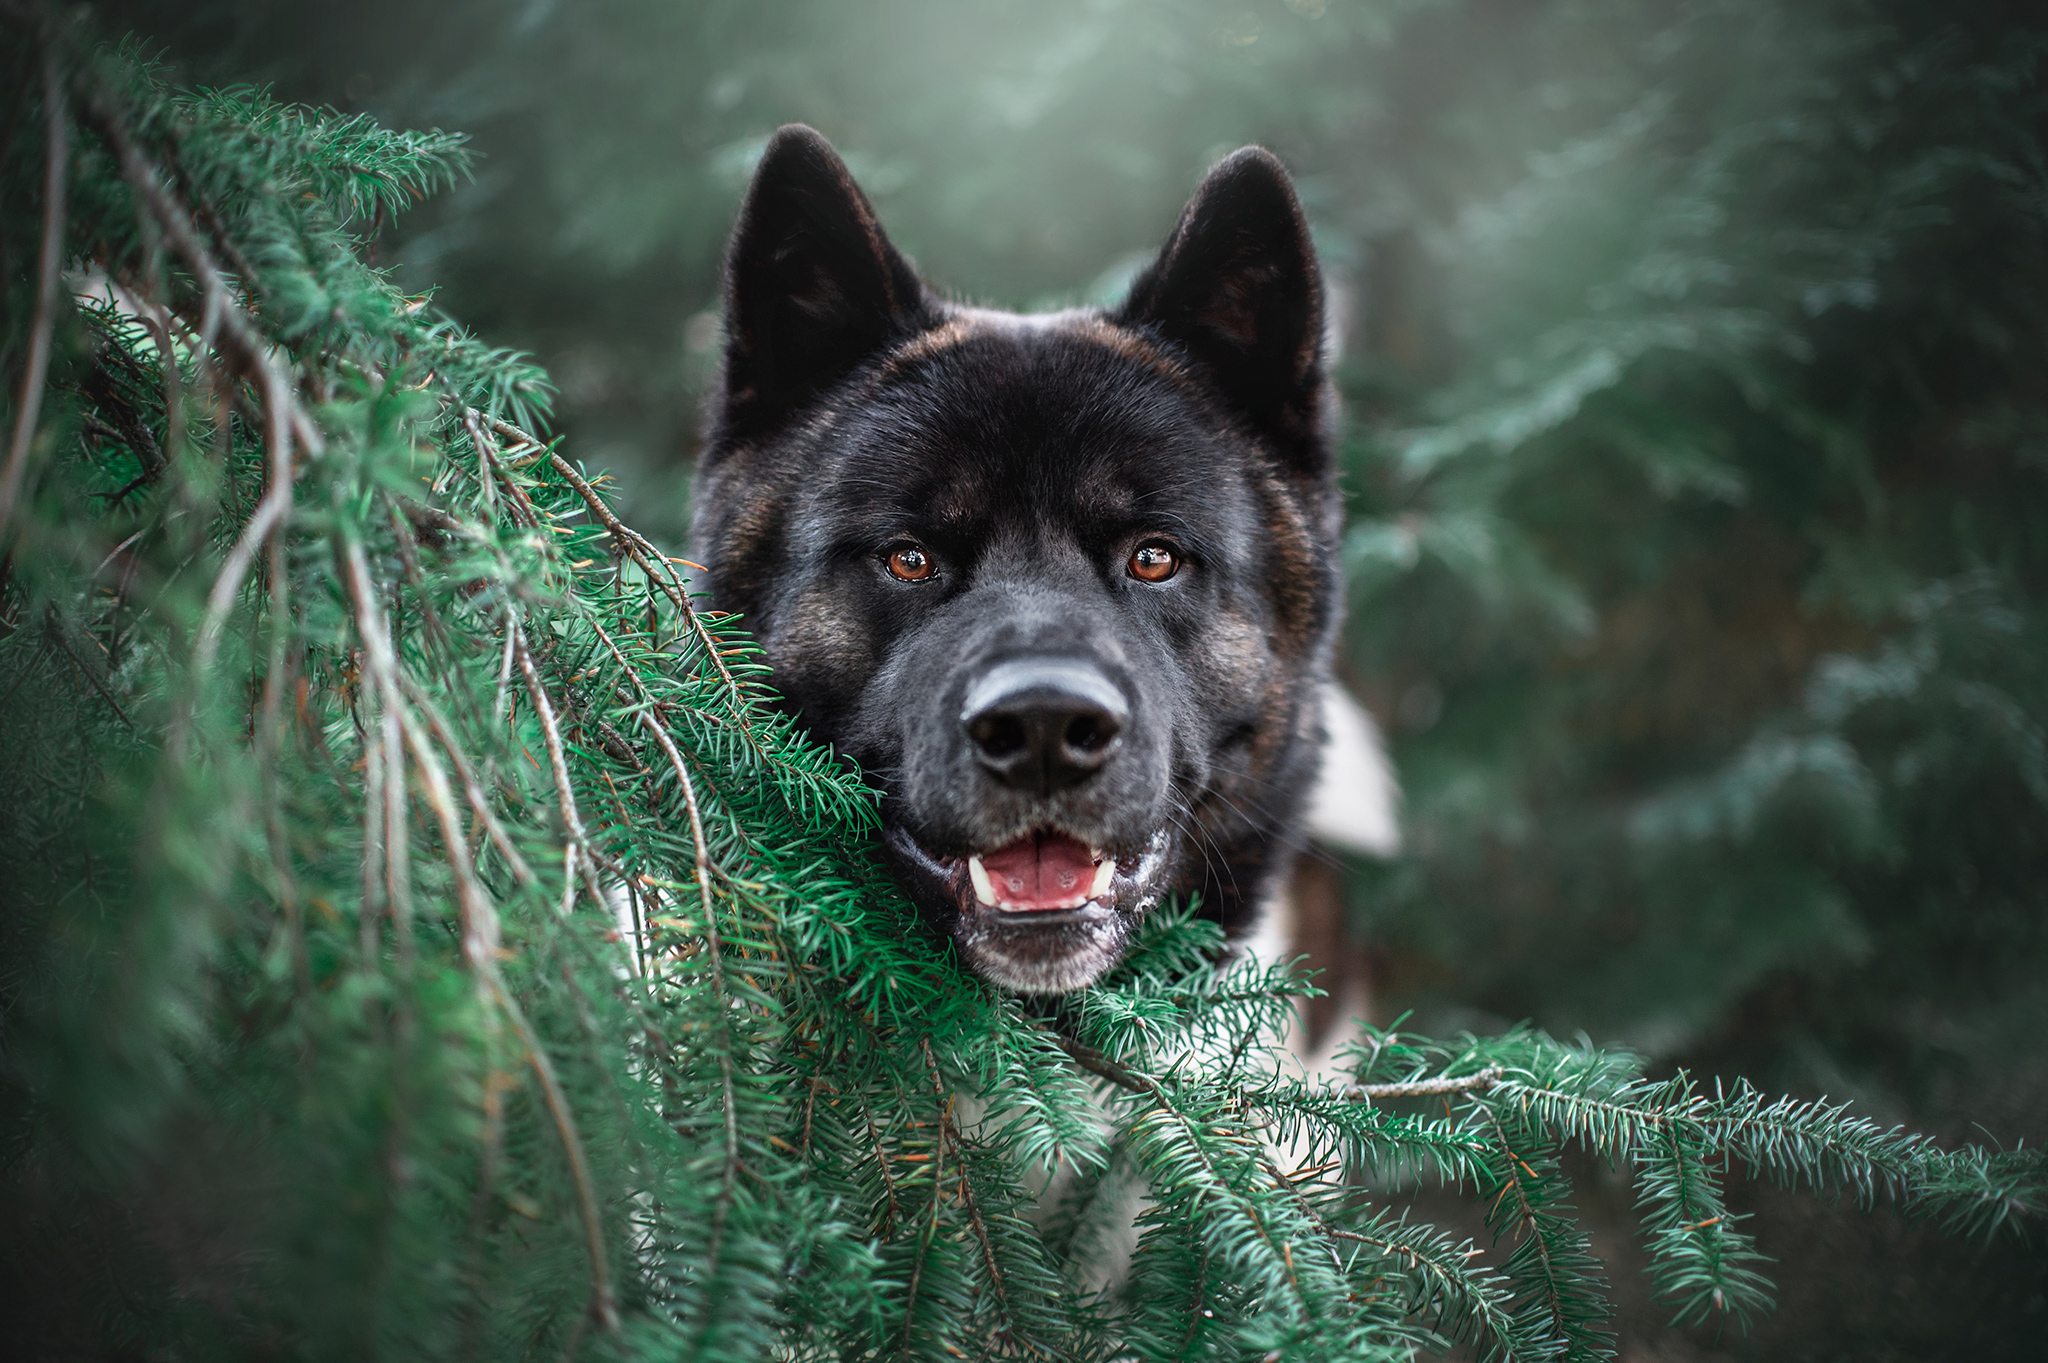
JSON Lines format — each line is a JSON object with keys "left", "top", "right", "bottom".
{"left": 692, "top": 125, "right": 1343, "bottom": 994}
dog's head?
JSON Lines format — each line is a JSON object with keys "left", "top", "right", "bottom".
{"left": 694, "top": 125, "right": 1339, "bottom": 993}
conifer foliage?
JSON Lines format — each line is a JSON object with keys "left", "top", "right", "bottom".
{"left": 1, "top": 13, "right": 2042, "bottom": 1361}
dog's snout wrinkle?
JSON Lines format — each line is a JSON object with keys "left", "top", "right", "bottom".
{"left": 961, "top": 658, "right": 1129, "bottom": 796}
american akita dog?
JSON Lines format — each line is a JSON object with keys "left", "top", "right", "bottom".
{"left": 693, "top": 125, "right": 1341, "bottom": 994}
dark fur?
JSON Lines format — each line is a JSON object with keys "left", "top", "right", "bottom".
{"left": 694, "top": 125, "right": 1340, "bottom": 992}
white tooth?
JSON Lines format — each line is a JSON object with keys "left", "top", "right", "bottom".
{"left": 968, "top": 856, "right": 998, "bottom": 907}
{"left": 1090, "top": 856, "right": 1115, "bottom": 898}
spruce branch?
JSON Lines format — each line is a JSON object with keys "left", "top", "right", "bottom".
{"left": 864, "top": 1095, "right": 905, "bottom": 1237}
{"left": 1053, "top": 1034, "right": 1156, "bottom": 1095}
{"left": 83, "top": 69, "right": 324, "bottom": 689}
{"left": 1484, "top": 1109, "right": 1579, "bottom": 1353}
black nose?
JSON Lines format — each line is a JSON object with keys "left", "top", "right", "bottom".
{"left": 960, "top": 659, "right": 1129, "bottom": 795}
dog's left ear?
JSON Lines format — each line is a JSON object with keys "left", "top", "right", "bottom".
{"left": 1116, "top": 148, "right": 1325, "bottom": 466}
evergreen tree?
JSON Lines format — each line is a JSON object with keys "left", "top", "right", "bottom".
{"left": 3, "top": 9, "right": 2045, "bottom": 1362}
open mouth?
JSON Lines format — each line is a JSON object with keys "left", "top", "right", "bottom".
{"left": 882, "top": 822, "right": 1171, "bottom": 993}
{"left": 967, "top": 830, "right": 1117, "bottom": 912}
{"left": 885, "top": 824, "right": 1163, "bottom": 925}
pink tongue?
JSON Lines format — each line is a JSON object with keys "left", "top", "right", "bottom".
{"left": 981, "top": 832, "right": 1099, "bottom": 910}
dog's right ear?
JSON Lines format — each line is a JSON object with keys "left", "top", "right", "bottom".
{"left": 718, "top": 125, "right": 932, "bottom": 443}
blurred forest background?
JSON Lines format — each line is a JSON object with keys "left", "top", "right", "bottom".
{"left": 85, "top": 0, "right": 2048, "bottom": 1355}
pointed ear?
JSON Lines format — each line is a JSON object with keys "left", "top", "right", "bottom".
{"left": 719, "top": 125, "right": 933, "bottom": 441}
{"left": 1114, "top": 148, "right": 1326, "bottom": 463}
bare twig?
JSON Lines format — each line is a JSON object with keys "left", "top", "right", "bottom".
{"left": 926, "top": 1040, "right": 1014, "bottom": 1331}
{"left": 343, "top": 534, "right": 617, "bottom": 1332}
{"left": 338, "top": 537, "right": 413, "bottom": 962}
{"left": 1345, "top": 1067, "right": 1503, "bottom": 1102}
{"left": 1053, "top": 1035, "right": 1156, "bottom": 1095}
{"left": 489, "top": 974, "right": 620, "bottom": 1334}
{"left": 636, "top": 698, "right": 719, "bottom": 924}
{"left": 461, "top": 408, "right": 498, "bottom": 521}
{"left": 380, "top": 669, "right": 412, "bottom": 963}
{"left": 513, "top": 624, "right": 605, "bottom": 908}
{"left": 343, "top": 534, "right": 500, "bottom": 970}
{"left": 80, "top": 75, "right": 327, "bottom": 695}
{"left": 862, "top": 1097, "right": 902, "bottom": 1235}
{"left": 492, "top": 609, "right": 516, "bottom": 728}
{"left": 358, "top": 651, "right": 388, "bottom": 957}
{"left": 0, "top": 52, "right": 68, "bottom": 536}
{"left": 466, "top": 409, "right": 539, "bottom": 528}
{"left": 83, "top": 80, "right": 321, "bottom": 687}
{"left": 79, "top": 366, "right": 165, "bottom": 480}
{"left": 800, "top": 1075, "right": 830, "bottom": 1162}
{"left": 395, "top": 670, "right": 535, "bottom": 887}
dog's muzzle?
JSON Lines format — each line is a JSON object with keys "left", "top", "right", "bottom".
{"left": 882, "top": 652, "right": 1174, "bottom": 993}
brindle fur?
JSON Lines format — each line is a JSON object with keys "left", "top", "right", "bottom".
{"left": 694, "top": 125, "right": 1340, "bottom": 992}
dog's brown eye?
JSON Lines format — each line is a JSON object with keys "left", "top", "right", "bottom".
{"left": 1128, "top": 542, "right": 1179, "bottom": 583}
{"left": 886, "top": 545, "right": 934, "bottom": 581}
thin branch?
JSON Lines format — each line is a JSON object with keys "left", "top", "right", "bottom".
{"left": 862, "top": 1096, "right": 902, "bottom": 1237}
{"left": 43, "top": 605, "right": 133, "bottom": 730}
{"left": 926, "top": 1039, "right": 1014, "bottom": 1335}
{"left": 488, "top": 973, "right": 621, "bottom": 1334}
{"left": 799, "top": 1075, "right": 828, "bottom": 1162}
{"left": 513, "top": 624, "right": 605, "bottom": 908}
{"left": 379, "top": 652, "right": 412, "bottom": 963}
{"left": 1487, "top": 1108, "right": 1571, "bottom": 1348}
{"left": 396, "top": 670, "right": 536, "bottom": 887}
{"left": 358, "top": 645, "right": 388, "bottom": 956}
{"left": 0, "top": 51, "right": 68, "bottom": 536}
{"left": 343, "top": 534, "right": 499, "bottom": 971}
{"left": 80, "top": 364, "right": 165, "bottom": 478}
{"left": 503, "top": 421, "right": 745, "bottom": 710}
{"left": 1179, "top": 1241, "right": 1210, "bottom": 1358}
{"left": 1347, "top": 1067, "right": 1504, "bottom": 1102}
{"left": 467, "top": 409, "right": 539, "bottom": 527}
{"left": 342, "top": 534, "right": 615, "bottom": 1333}
{"left": 259, "top": 516, "right": 297, "bottom": 987}
{"left": 1052, "top": 1035, "right": 1156, "bottom": 1095}
{"left": 628, "top": 661, "right": 744, "bottom": 1291}
{"left": 1050, "top": 1033, "right": 1310, "bottom": 1317}
{"left": 461, "top": 408, "right": 498, "bottom": 521}
{"left": 83, "top": 77, "right": 322, "bottom": 687}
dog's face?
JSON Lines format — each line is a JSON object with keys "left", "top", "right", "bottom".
{"left": 694, "top": 126, "right": 1339, "bottom": 993}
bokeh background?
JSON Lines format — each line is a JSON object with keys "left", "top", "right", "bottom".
{"left": 96, "top": 1, "right": 2048, "bottom": 1355}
